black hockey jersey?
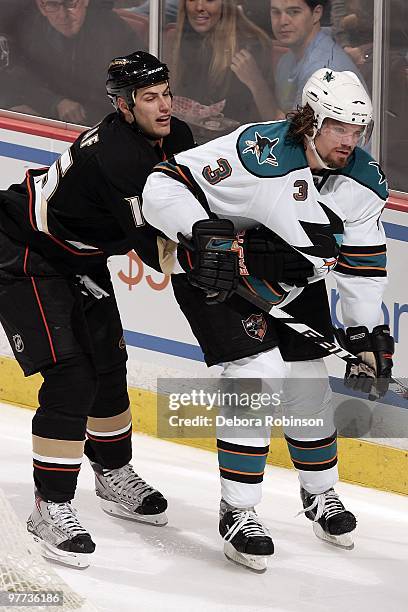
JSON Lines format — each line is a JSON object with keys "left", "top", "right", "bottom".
{"left": 0, "top": 113, "right": 194, "bottom": 275}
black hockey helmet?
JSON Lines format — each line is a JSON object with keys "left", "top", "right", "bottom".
{"left": 106, "top": 51, "right": 169, "bottom": 110}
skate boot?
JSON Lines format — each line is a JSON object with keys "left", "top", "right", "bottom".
{"left": 27, "top": 492, "right": 95, "bottom": 568}
{"left": 91, "top": 461, "right": 168, "bottom": 525}
{"left": 299, "top": 487, "right": 356, "bottom": 549}
{"left": 219, "top": 499, "right": 274, "bottom": 573}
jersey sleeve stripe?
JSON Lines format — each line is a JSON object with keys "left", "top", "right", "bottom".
{"left": 340, "top": 250, "right": 386, "bottom": 257}
{"left": 338, "top": 244, "right": 386, "bottom": 254}
{"left": 26, "top": 171, "right": 38, "bottom": 232}
{"left": 336, "top": 243, "right": 387, "bottom": 277}
{"left": 337, "top": 261, "right": 386, "bottom": 271}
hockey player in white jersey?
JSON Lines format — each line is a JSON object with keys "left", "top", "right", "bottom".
{"left": 142, "top": 69, "right": 394, "bottom": 571}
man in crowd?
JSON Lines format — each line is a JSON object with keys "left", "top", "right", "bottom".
{"left": 0, "top": 52, "right": 194, "bottom": 568}
{"left": 271, "top": 0, "right": 363, "bottom": 112}
{"left": 11, "top": 0, "right": 144, "bottom": 124}
{"left": 142, "top": 69, "right": 393, "bottom": 572}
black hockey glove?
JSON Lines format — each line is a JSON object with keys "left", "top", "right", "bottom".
{"left": 177, "top": 219, "right": 240, "bottom": 305}
{"left": 334, "top": 325, "right": 394, "bottom": 400}
{"left": 241, "top": 225, "right": 314, "bottom": 286}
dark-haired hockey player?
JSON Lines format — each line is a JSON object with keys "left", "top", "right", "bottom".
{"left": 0, "top": 51, "right": 196, "bottom": 567}
{"left": 142, "top": 69, "right": 394, "bottom": 571}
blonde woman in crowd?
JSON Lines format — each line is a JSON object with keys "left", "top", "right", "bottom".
{"left": 167, "top": 0, "right": 278, "bottom": 140}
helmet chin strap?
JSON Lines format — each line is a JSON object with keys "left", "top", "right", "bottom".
{"left": 305, "top": 131, "right": 332, "bottom": 170}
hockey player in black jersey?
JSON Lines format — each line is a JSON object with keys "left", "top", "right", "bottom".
{"left": 0, "top": 51, "right": 195, "bottom": 568}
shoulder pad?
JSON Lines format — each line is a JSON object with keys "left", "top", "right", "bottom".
{"left": 236, "top": 121, "right": 307, "bottom": 178}
{"left": 339, "top": 147, "right": 388, "bottom": 201}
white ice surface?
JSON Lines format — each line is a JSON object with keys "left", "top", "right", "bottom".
{"left": 1, "top": 402, "right": 408, "bottom": 612}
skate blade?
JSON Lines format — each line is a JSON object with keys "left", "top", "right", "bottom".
{"left": 100, "top": 499, "right": 168, "bottom": 526}
{"left": 30, "top": 534, "right": 92, "bottom": 569}
{"left": 313, "top": 522, "right": 355, "bottom": 550}
{"left": 223, "top": 541, "right": 269, "bottom": 573}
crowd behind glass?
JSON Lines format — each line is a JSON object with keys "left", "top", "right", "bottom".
{"left": 0, "top": 0, "right": 407, "bottom": 191}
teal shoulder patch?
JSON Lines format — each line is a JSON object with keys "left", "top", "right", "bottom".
{"left": 236, "top": 122, "right": 307, "bottom": 178}
{"left": 339, "top": 148, "right": 389, "bottom": 201}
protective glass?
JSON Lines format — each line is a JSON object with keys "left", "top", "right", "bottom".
{"left": 40, "top": 0, "right": 81, "bottom": 13}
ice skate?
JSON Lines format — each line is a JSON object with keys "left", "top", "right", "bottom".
{"left": 27, "top": 492, "right": 95, "bottom": 568}
{"left": 219, "top": 499, "right": 274, "bottom": 573}
{"left": 299, "top": 487, "right": 356, "bottom": 549}
{"left": 91, "top": 461, "right": 168, "bottom": 525}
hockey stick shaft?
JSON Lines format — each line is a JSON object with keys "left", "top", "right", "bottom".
{"left": 235, "top": 284, "right": 408, "bottom": 396}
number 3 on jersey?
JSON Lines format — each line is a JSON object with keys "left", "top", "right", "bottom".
{"left": 202, "top": 158, "right": 232, "bottom": 185}
{"left": 293, "top": 179, "right": 308, "bottom": 201}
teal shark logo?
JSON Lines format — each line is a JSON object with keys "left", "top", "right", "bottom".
{"left": 242, "top": 132, "right": 279, "bottom": 167}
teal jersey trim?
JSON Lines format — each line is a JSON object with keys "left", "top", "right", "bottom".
{"left": 340, "top": 252, "right": 386, "bottom": 269}
{"left": 236, "top": 121, "right": 308, "bottom": 178}
{"left": 337, "top": 147, "right": 389, "bottom": 201}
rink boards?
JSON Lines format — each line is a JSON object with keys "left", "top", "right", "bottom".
{"left": 0, "top": 111, "right": 407, "bottom": 495}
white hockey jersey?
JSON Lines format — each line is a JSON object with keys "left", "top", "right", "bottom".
{"left": 142, "top": 120, "right": 388, "bottom": 330}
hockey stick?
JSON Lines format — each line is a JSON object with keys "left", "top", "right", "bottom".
{"left": 235, "top": 284, "right": 408, "bottom": 399}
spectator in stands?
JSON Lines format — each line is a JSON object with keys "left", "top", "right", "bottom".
{"left": 0, "top": 33, "right": 50, "bottom": 115}
{"left": 270, "top": 0, "right": 363, "bottom": 113}
{"left": 13, "top": 0, "right": 145, "bottom": 125}
{"left": 167, "top": 0, "right": 277, "bottom": 142}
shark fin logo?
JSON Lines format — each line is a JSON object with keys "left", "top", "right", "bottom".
{"left": 294, "top": 201, "right": 344, "bottom": 261}
{"left": 368, "top": 161, "right": 388, "bottom": 187}
{"left": 242, "top": 132, "right": 279, "bottom": 167}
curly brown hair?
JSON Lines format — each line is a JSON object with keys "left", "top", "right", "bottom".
{"left": 285, "top": 104, "right": 317, "bottom": 145}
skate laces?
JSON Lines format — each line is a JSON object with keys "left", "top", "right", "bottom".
{"left": 102, "top": 464, "right": 156, "bottom": 503}
{"left": 224, "top": 508, "right": 269, "bottom": 542}
{"left": 47, "top": 501, "right": 88, "bottom": 537}
{"left": 297, "top": 489, "right": 346, "bottom": 522}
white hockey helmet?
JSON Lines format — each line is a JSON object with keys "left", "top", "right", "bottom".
{"left": 302, "top": 69, "right": 373, "bottom": 168}
{"left": 302, "top": 68, "right": 373, "bottom": 135}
